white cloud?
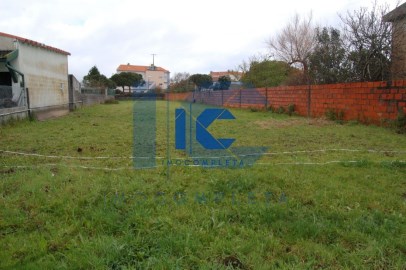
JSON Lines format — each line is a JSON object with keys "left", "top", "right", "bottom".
{"left": 0, "top": 0, "right": 397, "bottom": 80}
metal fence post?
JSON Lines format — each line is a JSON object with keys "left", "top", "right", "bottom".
{"left": 221, "top": 90, "right": 224, "bottom": 107}
{"left": 265, "top": 87, "right": 268, "bottom": 109}
{"left": 307, "top": 84, "right": 311, "bottom": 117}
{"left": 239, "top": 89, "right": 242, "bottom": 108}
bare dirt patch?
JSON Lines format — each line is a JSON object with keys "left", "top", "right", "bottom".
{"left": 0, "top": 168, "right": 15, "bottom": 174}
{"left": 219, "top": 255, "right": 247, "bottom": 269}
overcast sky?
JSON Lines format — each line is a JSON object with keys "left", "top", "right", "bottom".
{"left": 0, "top": 0, "right": 399, "bottom": 80}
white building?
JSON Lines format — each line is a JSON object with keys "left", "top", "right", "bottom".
{"left": 116, "top": 63, "right": 170, "bottom": 92}
{"left": 0, "top": 32, "right": 70, "bottom": 122}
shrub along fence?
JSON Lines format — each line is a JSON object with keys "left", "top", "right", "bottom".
{"left": 165, "top": 80, "right": 406, "bottom": 125}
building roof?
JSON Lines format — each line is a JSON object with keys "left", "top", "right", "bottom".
{"left": 383, "top": 2, "right": 406, "bottom": 22}
{"left": 0, "top": 32, "right": 70, "bottom": 56}
{"left": 117, "top": 64, "right": 169, "bottom": 73}
{"left": 210, "top": 71, "right": 242, "bottom": 77}
{"left": 210, "top": 71, "right": 243, "bottom": 81}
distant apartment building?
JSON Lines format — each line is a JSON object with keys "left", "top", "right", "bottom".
{"left": 0, "top": 32, "right": 70, "bottom": 121}
{"left": 210, "top": 71, "right": 242, "bottom": 82}
{"left": 116, "top": 63, "right": 170, "bottom": 91}
{"left": 384, "top": 3, "right": 406, "bottom": 80}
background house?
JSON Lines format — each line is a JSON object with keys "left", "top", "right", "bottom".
{"left": 384, "top": 3, "right": 406, "bottom": 80}
{"left": 117, "top": 63, "right": 170, "bottom": 92}
{"left": 0, "top": 32, "right": 70, "bottom": 121}
{"left": 210, "top": 71, "right": 243, "bottom": 90}
{"left": 210, "top": 71, "right": 242, "bottom": 82}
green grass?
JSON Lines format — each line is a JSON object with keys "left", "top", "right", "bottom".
{"left": 0, "top": 100, "right": 405, "bottom": 269}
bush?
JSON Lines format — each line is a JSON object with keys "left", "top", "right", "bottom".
{"left": 347, "top": 120, "right": 359, "bottom": 126}
{"left": 394, "top": 109, "right": 406, "bottom": 134}
{"left": 325, "top": 108, "right": 344, "bottom": 124}
{"left": 325, "top": 108, "right": 336, "bottom": 121}
{"left": 276, "top": 106, "right": 285, "bottom": 114}
{"left": 267, "top": 106, "right": 275, "bottom": 113}
{"left": 287, "top": 104, "right": 295, "bottom": 116}
{"left": 104, "top": 99, "right": 119, "bottom": 105}
{"left": 336, "top": 110, "right": 345, "bottom": 124}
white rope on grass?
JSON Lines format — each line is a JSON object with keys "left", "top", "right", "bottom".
{"left": 259, "top": 160, "right": 361, "bottom": 166}
{"left": 0, "top": 150, "right": 165, "bottom": 160}
{"left": 1, "top": 160, "right": 404, "bottom": 171}
{"left": 0, "top": 163, "right": 135, "bottom": 171}
{"left": 189, "top": 149, "right": 406, "bottom": 159}
{"left": 264, "top": 149, "right": 406, "bottom": 155}
{"left": 1, "top": 148, "right": 405, "bottom": 160}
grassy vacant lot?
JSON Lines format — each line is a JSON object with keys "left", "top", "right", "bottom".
{"left": 0, "top": 100, "right": 405, "bottom": 269}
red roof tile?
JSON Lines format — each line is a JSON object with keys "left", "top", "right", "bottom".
{"left": 210, "top": 71, "right": 243, "bottom": 81}
{"left": 0, "top": 32, "right": 70, "bottom": 56}
{"left": 117, "top": 64, "right": 169, "bottom": 72}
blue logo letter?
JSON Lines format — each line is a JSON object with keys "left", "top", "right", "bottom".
{"left": 175, "top": 108, "right": 236, "bottom": 150}
{"left": 196, "top": 109, "right": 235, "bottom": 149}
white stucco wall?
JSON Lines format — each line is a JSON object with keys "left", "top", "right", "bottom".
{"left": 1, "top": 36, "right": 69, "bottom": 109}
{"left": 145, "top": 70, "right": 169, "bottom": 90}
{"left": 18, "top": 42, "right": 69, "bottom": 108}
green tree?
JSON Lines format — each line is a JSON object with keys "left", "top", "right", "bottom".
{"left": 101, "top": 75, "right": 116, "bottom": 89}
{"left": 189, "top": 74, "right": 212, "bottom": 90}
{"left": 110, "top": 72, "right": 143, "bottom": 92}
{"left": 241, "top": 60, "right": 292, "bottom": 87}
{"left": 83, "top": 66, "right": 102, "bottom": 87}
{"left": 217, "top": 75, "right": 231, "bottom": 90}
{"left": 170, "top": 79, "right": 194, "bottom": 93}
{"left": 110, "top": 73, "right": 126, "bottom": 91}
{"left": 309, "top": 27, "right": 348, "bottom": 84}
{"left": 83, "top": 66, "right": 116, "bottom": 88}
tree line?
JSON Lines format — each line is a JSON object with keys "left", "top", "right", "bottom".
{"left": 171, "top": 2, "right": 399, "bottom": 92}
{"left": 170, "top": 72, "right": 232, "bottom": 92}
{"left": 250, "top": 1, "right": 396, "bottom": 86}
{"left": 83, "top": 2, "right": 401, "bottom": 92}
{"left": 82, "top": 66, "right": 144, "bottom": 92}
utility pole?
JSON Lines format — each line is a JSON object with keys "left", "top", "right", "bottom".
{"left": 151, "top": 53, "right": 157, "bottom": 67}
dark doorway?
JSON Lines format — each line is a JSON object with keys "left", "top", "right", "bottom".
{"left": 0, "top": 71, "right": 14, "bottom": 108}
{"left": 0, "top": 72, "right": 12, "bottom": 86}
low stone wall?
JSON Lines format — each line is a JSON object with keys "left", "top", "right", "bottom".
{"left": 80, "top": 94, "right": 114, "bottom": 106}
{"left": 0, "top": 106, "right": 29, "bottom": 124}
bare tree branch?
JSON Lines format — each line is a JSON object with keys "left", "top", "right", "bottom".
{"left": 267, "top": 12, "right": 316, "bottom": 75}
